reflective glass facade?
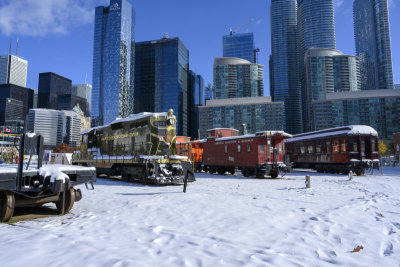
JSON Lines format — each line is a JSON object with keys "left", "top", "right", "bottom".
{"left": 214, "top": 58, "right": 263, "bottom": 99}
{"left": 38, "top": 72, "right": 72, "bottom": 110}
{"left": 198, "top": 97, "right": 284, "bottom": 139}
{"left": 270, "top": 0, "right": 302, "bottom": 134}
{"left": 313, "top": 89, "right": 400, "bottom": 139}
{"left": 189, "top": 71, "right": 205, "bottom": 139}
{"left": 134, "top": 37, "right": 189, "bottom": 136}
{"left": 297, "top": 0, "right": 335, "bottom": 132}
{"left": 305, "top": 49, "right": 361, "bottom": 130}
{"left": 0, "top": 83, "right": 34, "bottom": 118}
{"left": 223, "top": 33, "right": 255, "bottom": 63}
{"left": 353, "top": 0, "right": 394, "bottom": 90}
{"left": 92, "top": 0, "right": 135, "bottom": 127}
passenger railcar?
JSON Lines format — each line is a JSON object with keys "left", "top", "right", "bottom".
{"left": 203, "top": 129, "right": 292, "bottom": 178}
{"left": 73, "top": 110, "right": 195, "bottom": 185}
{"left": 285, "top": 125, "right": 380, "bottom": 175}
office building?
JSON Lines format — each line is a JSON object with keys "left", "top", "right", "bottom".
{"left": 222, "top": 32, "right": 255, "bottom": 63}
{"left": 354, "top": 0, "right": 394, "bottom": 90}
{"left": 27, "top": 109, "right": 81, "bottom": 148}
{"left": 270, "top": 0, "right": 302, "bottom": 134}
{"left": 395, "top": 84, "right": 400, "bottom": 90}
{"left": 198, "top": 96, "right": 285, "bottom": 138}
{"left": 189, "top": 71, "right": 205, "bottom": 139}
{"left": 92, "top": 0, "right": 136, "bottom": 127}
{"left": 0, "top": 54, "right": 28, "bottom": 87}
{"left": 312, "top": 89, "right": 400, "bottom": 139}
{"left": 37, "top": 72, "right": 72, "bottom": 110}
{"left": 72, "top": 84, "right": 92, "bottom": 116}
{"left": 214, "top": 57, "right": 264, "bottom": 99}
{"left": 134, "top": 37, "right": 189, "bottom": 136}
{"left": 57, "top": 94, "right": 88, "bottom": 117}
{"left": 297, "top": 0, "right": 336, "bottom": 131}
{"left": 205, "top": 84, "right": 214, "bottom": 101}
{"left": 304, "top": 48, "right": 361, "bottom": 130}
{"left": 0, "top": 83, "right": 34, "bottom": 119}
{"left": 0, "top": 98, "right": 24, "bottom": 126}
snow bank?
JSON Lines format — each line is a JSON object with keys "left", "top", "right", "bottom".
{"left": 0, "top": 167, "right": 399, "bottom": 266}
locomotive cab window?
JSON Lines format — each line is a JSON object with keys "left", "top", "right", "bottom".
{"left": 247, "top": 144, "right": 251, "bottom": 152}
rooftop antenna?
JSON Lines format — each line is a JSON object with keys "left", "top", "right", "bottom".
{"left": 9, "top": 39, "right": 12, "bottom": 55}
{"left": 16, "top": 38, "right": 19, "bottom": 57}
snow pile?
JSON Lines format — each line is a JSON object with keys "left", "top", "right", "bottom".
{"left": 38, "top": 166, "right": 69, "bottom": 183}
{"left": 0, "top": 167, "right": 399, "bottom": 266}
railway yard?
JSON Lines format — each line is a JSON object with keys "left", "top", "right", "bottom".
{"left": 1, "top": 167, "right": 399, "bottom": 266}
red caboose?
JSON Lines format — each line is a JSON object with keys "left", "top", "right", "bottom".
{"left": 203, "top": 129, "right": 292, "bottom": 178}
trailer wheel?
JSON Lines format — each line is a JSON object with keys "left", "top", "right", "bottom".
{"left": 269, "top": 169, "right": 278, "bottom": 179}
{"left": 56, "top": 188, "right": 75, "bottom": 214}
{"left": 0, "top": 191, "right": 15, "bottom": 222}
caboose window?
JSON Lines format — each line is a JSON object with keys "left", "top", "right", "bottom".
{"left": 237, "top": 144, "right": 241, "bottom": 152}
{"left": 218, "top": 131, "right": 222, "bottom": 138}
{"left": 224, "top": 145, "right": 228, "bottom": 153}
{"left": 259, "top": 145, "right": 264, "bottom": 152}
{"left": 247, "top": 144, "right": 251, "bottom": 152}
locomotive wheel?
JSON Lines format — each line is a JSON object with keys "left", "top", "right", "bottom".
{"left": 269, "top": 169, "right": 279, "bottom": 179}
{"left": 0, "top": 191, "right": 15, "bottom": 222}
{"left": 56, "top": 188, "right": 75, "bottom": 214}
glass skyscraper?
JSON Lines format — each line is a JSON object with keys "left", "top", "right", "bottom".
{"left": 134, "top": 37, "right": 189, "bottom": 136}
{"left": 297, "top": 0, "right": 336, "bottom": 132}
{"left": 270, "top": 0, "right": 302, "bottom": 134}
{"left": 92, "top": 0, "right": 135, "bottom": 127}
{"left": 214, "top": 57, "right": 264, "bottom": 99}
{"left": 222, "top": 33, "right": 255, "bottom": 63}
{"left": 353, "top": 0, "right": 394, "bottom": 90}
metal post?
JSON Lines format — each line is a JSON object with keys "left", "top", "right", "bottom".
{"left": 348, "top": 170, "right": 353, "bottom": 180}
{"left": 305, "top": 175, "right": 311, "bottom": 188}
{"left": 0, "top": 127, "right": 4, "bottom": 161}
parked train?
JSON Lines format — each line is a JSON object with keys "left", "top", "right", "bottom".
{"left": 285, "top": 125, "right": 380, "bottom": 175}
{"left": 73, "top": 110, "right": 195, "bottom": 185}
{"left": 176, "top": 138, "right": 205, "bottom": 172}
{"left": 177, "top": 128, "right": 292, "bottom": 178}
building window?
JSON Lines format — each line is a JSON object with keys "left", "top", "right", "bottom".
{"left": 247, "top": 144, "right": 251, "bottom": 152}
{"left": 237, "top": 144, "right": 241, "bottom": 152}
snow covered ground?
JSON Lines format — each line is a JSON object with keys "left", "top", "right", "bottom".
{"left": 1, "top": 167, "right": 400, "bottom": 266}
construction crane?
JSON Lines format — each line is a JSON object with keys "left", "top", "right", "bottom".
{"left": 230, "top": 19, "right": 254, "bottom": 35}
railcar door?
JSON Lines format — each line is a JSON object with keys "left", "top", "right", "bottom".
{"left": 363, "top": 137, "right": 372, "bottom": 160}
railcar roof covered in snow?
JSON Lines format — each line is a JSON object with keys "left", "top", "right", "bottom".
{"left": 214, "top": 131, "right": 292, "bottom": 142}
{"left": 81, "top": 112, "right": 168, "bottom": 135}
{"left": 285, "top": 125, "right": 378, "bottom": 143}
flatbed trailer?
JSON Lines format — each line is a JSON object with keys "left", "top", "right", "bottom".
{"left": 0, "top": 130, "right": 96, "bottom": 222}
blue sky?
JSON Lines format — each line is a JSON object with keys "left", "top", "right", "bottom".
{"left": 0, "top": 0, "right": 398, "bottom": 94}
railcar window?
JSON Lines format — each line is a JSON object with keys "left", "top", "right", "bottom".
{"left": 279, "top": 144, "right": 283, "bottom": 152}
{"left": 341, "top": 139, "right": 347, "bottom": 152}
{"left": 333, "top": 140, "right": 340, "bottom": 153}
{"left": 316, "top": 145, "right": 321, "bottom": 153}
{"left": 237, "top": 144, "right": 241, "bottom": 152}
{"left": 372, "top": 139, "right": 377, "bottom": 152}
{"left": 259, "top": 145, "right": 264, "bottom": 152}
{"left": 247, "top": 144, "right": 251, "bottom": 152}
{"left": 361, "top": 140, "right": 365, "bottom": 153}
{"left": 307, "top": 146, "right": 313, "bottom": 154}
{"left": 300, "top": 146, "right": 305, "bottom": 154}
{"left": 350, "top": 143, "right": 358, "bottom": 152}
{"left": 326, "top": 142, "right": 331, "bottom": 153}
{"left": 224, "top": 145, "right": 228, "bottom": 153}
{"left": 218, "top": 131, "right": 222, "bottom": 138}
